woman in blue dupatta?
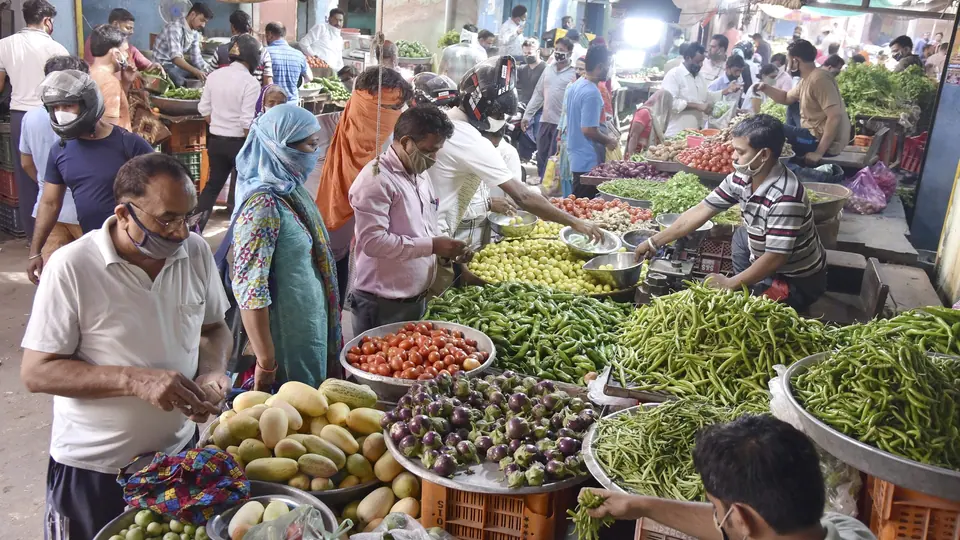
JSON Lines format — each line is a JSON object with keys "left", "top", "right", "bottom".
{"left": 231, "top": 103, "right": 342, "bottom": 390}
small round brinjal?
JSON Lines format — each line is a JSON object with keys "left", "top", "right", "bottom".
{"left": 432, "top": 417, "right": 452, "bottom": 435}
{"left": 558, "top": 427, "right": 576, "bottom": 438}
{"left": 420, "top": 449, "right": 439, "bottom": 470}
{"left": 389, "top": 422, "right": 411, "bottom": 444}
{"left": 506, "top": 417, "right": 530, "bottom": 440}
{"left": 488, "top": 390, "right": 505, "bottom": 406}
{"left": 564, "top": 414, "right": 588, "bottom": 433}
{"left": 508, "top": 438, "right": 523, "bottom": 454}
{"left": 399, "top": 434, "right": 421, "bottom": 458}
{"left": 503, "top": 463, "right": 520, "bottom": 476}
{"left": 413, "top": 391, "right": 430, "bottom": 406}
{"left": 411, "top": 383, "right": 423, "bottom": 395}
{"left": 550, "top": 413, "right": 565, "bottom": 431}
{"left": 456, "top": 428, "right": 470, "bottom": 441}
{"left": 398, "top": 408, "right": 413, "bottom": 421}
{"left": 542, "top": 393, "right": 562, "bottom": 411}
{"left": 486, "top": 444, "right": 509, "bottom": 462}
{"left": 545, "top": 459, "right": 568, "bottom": 480}
{"left": 502, "top": 370, "right": 517, "bottom": 380}
{"left": 439, "top": 445, "right": 459, "bottom": 461}
{"left": 475, "top": 436, "right": 494, "bottom": 456}
{"left": 508, "top": 394, "right": 530, "bottom": 414}
{"left": 556, "top": 437, "right": 580, "bottom": 456}
{"left": 432, "top": 454, "right": 457, "bottom": 477}
{"left": 544, "top": 449, "right": 564, "bottom": 462}
{"left": 451, "top": 406, "right": 471, "bottom": 427}
{"left": 381, "top": 411, "right": 398, "bottom": 430}
{"left": 444, "top": 432, "right": 462, "bottom": 447}
{"left": 398, "top": 395, "right": 413, "bottom": 409}
{"left": 580, "top": 408, "right": 597, "bottom": 424}
{"left": 457, "top": 440, "right": 479, "bottom": 463}
{"left": 409, "top": 415, "right": 431, "bottom": 437}
{"left": 435, "top": 372, "right": 453, "bottom": 391}
{"left": 427, "top": 400, "right": 444, "bottom": 417}
{"left": 568, "top": 397, "right": 585, "bottom": 413}
{"left": 531, "top": 404, "right": 548, "bottom": 421}
{"left": 565, "top": 454, "right": 584, "bottom": 474}
{"left": 421, "top": 430, "right": 442, "bottom": 451}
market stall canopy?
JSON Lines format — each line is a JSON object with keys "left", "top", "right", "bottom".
{"left": 759, "top": 0, "right": 955, "bottom": 15}
{"left": 672, "top": 0, "right": 718, "bottom": 26}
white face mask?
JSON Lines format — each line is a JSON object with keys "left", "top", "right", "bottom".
{"left": 54, "top": 111, "right": 78, "bottom": 125}
{"left": 485, "top": 116, "right": 507, "bottom": 132}
{"left": 732, "top": 150, "right": 766, "bottom": 177}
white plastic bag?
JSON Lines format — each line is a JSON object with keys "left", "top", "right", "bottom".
{"left": 587, "top": 366, "right": 639, "bottom": 408}
{"left": 350, "top": 513, "right": 457, "bottom": 540}
{"left": 769, "top": 366, "right": 861, "bottom": 517}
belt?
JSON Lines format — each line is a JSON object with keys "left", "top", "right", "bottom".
{"left": 208, "top": 133, "right": 246, "bottom": 141}
{"left": 356, "top": 289, "right": 427, "bottom": 304}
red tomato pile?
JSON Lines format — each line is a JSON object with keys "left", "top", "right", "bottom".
{"left": 346, "top": 322, "right": 488, "bottom": 380}
{"left": 549, "top": 195, "right": 653, "bottom": 223}
{"left": 677, "top": 142, "right": 735, "bottom": 174}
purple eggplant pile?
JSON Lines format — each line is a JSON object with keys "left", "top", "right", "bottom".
{"left": 381, "top": 371, "right": 596, "bottom": 488}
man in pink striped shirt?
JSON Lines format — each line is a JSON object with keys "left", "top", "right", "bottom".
{"left": 348, "top": 106, "right": 466, "bottom": 335}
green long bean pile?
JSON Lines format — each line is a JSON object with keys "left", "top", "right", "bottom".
{"left": 794, "top": 342, "right": 960, "bottom": 469}
{"left": 592, "top": 399, "right": 746, "bottom": 500}
{"left": 424, "top": 283, "right": 632, "bottom": 385}
{"left": 612, "top": 283, "right": 832, "bottom": 409}
{"left": 828, "top": 306, "right": 960, "bottom": 356}
{"left": 568, "top": 490, "right": 615, "bottom": 540}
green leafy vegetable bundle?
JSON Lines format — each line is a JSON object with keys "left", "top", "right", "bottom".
{"left": 397, "top": 40, "right": 430, "bottom": 58}
{"left": 438, "top": 30, "right": 460, "bottom": 49}
{"left": 836, "top": 64, "right": 935, "bottom": 120}
{"left": 163, "top": 87, "right": 202, "bottom": 100}
{"left": 760, "top": 100, "right": 786, "bottom": 123}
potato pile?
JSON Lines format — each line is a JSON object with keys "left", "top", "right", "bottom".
{"left": 207, "top": 380, "right": 402, "bottom": 493}
{"left": 645, "top": 138, "right": 687, "bottom": 161}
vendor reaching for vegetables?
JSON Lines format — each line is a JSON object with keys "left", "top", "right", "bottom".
{"left": 581, "top": 415, "right": 876, "bottom": 540}
{"left": 752, "top": 39, "right": 851, "bottom": 165}
{"left": 635, "top": 115, "right": 826, "bottom": 311}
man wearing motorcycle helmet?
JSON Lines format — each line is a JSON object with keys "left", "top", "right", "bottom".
{"left": 27, "top": 69, "right": 155, "bottom": 284}
{"left": 412, "top": 72, "right": 461, "bottom": 108}
{"left": 428, "top": 57, "right": 602, "bottom": 251}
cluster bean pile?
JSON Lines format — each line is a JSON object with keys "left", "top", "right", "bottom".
{"left": 425, "top": 283, "right": 631, "bottom": 384}
{"left": 591, "top": 398, "right": 745, "bottom": 500}
{"left": 794, "top": 342, "right": 960, "bottom": 469}
{"left": 613, "top": 284, "right": 831, "bottom": 409}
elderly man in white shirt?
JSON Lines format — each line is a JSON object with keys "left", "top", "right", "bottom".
{"left": 196, "top": 35, "right": 262, "bottom": 230}
{"left": 301, "top": 8, "right": 345, "bottom": 71}
{"left": 21, "top": 153, "right": 231, "bottom": 540}
{"left": 498, "top": 5, "right": 528, "bottom": 59}
{"left": 661, "top": 43, "right": 726, "bottom": 137}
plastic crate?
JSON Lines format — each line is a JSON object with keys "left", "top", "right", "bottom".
{"left": 869, "top": 477, "right": 960, "bottom": 540}
{"left": 167, "top": 120, "right": 206, "bottom": 152}
{"left": 0, "top": 168, "right": 15, "bottom": 200}
{"left": 900, "top": 132, "right": 928, "bottom": 174}
{"left": 0, "top": 130, "right": 13, "bottom": 170}
{"left": 174, "top": 151, "right": 203, "bottom": 182}
{"left": 635, "top": 518, "right": 696, "bottom": 540}
{"left": 420, "top": 479, "right": 575, "bottom": 540}
{"left": 0, "top": 200, "right": 25, "bottom": 237}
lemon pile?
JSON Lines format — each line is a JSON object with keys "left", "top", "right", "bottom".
{"left": 468, "top": 239, "right": 615, "bottom": 294}
{"left": 530, "top": 220, "right": 563, "bottom": 238}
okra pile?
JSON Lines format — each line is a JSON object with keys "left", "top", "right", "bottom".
{"left": 612, "top": 283, "right": 832, "bottom": 409}
{"left": 425, "top": 283, "right": 632, "bottom": 385}
{"left": 794, "top": 342, "right": 960, "bottom": 469}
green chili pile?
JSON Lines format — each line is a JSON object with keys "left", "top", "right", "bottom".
{"left": 794, "top": 342, "right": 960, "bottom": 469}
{"left": 827, "top": 306, "right": 960, "bottom": 356}
{"left": 568, "top": 490, "right": 615, "bottom": 540}
{"left": 613, "top": 283, "right": 832, "bottom": 409}
{"left": 425, "top": 283, "right": 632, "bottom": 385}
{"left": 592, "top": 399, "right": 746, "bottom": 500}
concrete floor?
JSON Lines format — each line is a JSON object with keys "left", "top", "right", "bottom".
{"left": 0, "top": 213, "right": 232, "bottom": 539}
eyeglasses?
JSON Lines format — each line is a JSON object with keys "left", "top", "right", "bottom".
{"left": 126, "top": 202, "right": 203, "bottom": 232}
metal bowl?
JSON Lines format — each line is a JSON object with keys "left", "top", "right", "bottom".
{"left": 309, "top": 476, "right": 382, "bottom": 506}
{"left": 621, "top": 229, "right": 658, "bottom": 252}
{"left": 583, "top": 253, "right": 644, "bottom": 289}
{"left": 149, "top": 95, "right": 200, "bottom": 116}
{"left": 655, "top": 214, "right": 714, "bottom": 251}
{"left": 559, "top": 226, "right": 621, "bottom": 258}
{"left": 340, "top": 321, "right": 497, "bottom": 402}
{"left": 641, "top": 155, "right": 682, "bottom": 173}
{"left": 182, "top": 78, "right": 204, "bottom": 89}
{"left": 782, "top": 353, "right": 960, "bottom": 501}
{"left": 208, "top": 491, "right": 338, "bottom": 540}
{"left": 803, "top": 182, "right": 851, "bottom": 223}
{"left": 93, "top": 482, "right": 335, "bottom": 540}
{"left": 299, "top": 87, "right": 322, "bottom": 98}
{"left": 488, "top": 210, "right": 537, "bottom": 237}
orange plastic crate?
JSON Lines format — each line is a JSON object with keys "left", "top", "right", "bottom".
{"left": 634, "top": 518, "right": 696, "bottom": 540}
{"left": 420, "top": 479, "right": 575, "bottom": 540}
{"left": 869, "top": 477, "right": 960, "bottom": 540}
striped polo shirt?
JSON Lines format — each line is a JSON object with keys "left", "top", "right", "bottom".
{"left": 705, "top": 164, "right": 825, "bottom": 278}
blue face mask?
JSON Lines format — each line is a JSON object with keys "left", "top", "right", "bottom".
{"left": 288, "top": 146, "right": 322, "bottom": 183}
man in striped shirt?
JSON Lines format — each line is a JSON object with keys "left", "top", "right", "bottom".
{"left": 635, "top": 114, "right": 826, "bottom": 310}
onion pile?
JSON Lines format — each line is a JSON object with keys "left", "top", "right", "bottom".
{"left": 382, "top": 372, "right": 596, "bottom": 488}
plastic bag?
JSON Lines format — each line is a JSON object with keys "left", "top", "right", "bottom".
{"left": 868, "top": 162, "right": 897, "bottom": 202}
{"left": 245, "top": 505, "right": 353, "bottom": 540}
{"left": 587, "top": 366, "right": 638, "bottom": 408}
{"left": 768, "top": 367, "right": 861, "bottom": 517}
{"left": 541, "top": 156, "right": 560, "bottom": 197}
{"left": 843, "top": 166, "right": 887, "bottom": 214}
{"left": 785, "top": 162, "right": 845, "bottom": 184}
{"left": 350, "top": 513, "right": 457, "bottom": 540}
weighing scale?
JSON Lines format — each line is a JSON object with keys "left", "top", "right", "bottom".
{"left": 639, "top": 215, "right": 714, "bottom": 295}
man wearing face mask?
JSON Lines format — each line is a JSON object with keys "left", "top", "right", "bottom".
{"left": 702, "top": 34, "right": 729, "bottom": 83}
{"left": 348, "top": 106, "right": 464, "bottom": 336}
{"left": 84, "top": 9, "right": 161, "bottom": 73}
{"left": 662, "top": 43, "right": 723, "bottom": 137}
{"left": 89, "top": 24, "right": 136, "bottom": 131}
{"left": 27, "top": 70, "right": 155, "bottom": 284}
{"left": 565, "top": 45, "right": 618, "bottom": 198}
{"left": 581, "top": 415, "right": 876, "bottom": 540}
{"left": 301, "top": 8, "right": 346, "bottom": 71}
{"left": 152, "top": 2, "right": 214, "bottom": 86}
{"left": 889, "top": 35, "right": 924, "bottom": 73}
{"left": 518, "top": 38, "right": 547, "bottom": 104}
{"left": 636, "top": 115, "right": 827, "bottom": 311}
{"left": 499, "top": 5, "right": 529, "bottom": 60}
{"left": 754, "top": 39, "right": 851, "bottom": 166}
{"left": 522, "top": 38, "right": 577, "bottom": 178}
{"left": 0, "top": 0, "right": 68, "bottom": 239}
{"left": 22, "top": 153, "right": 231, "bottom": 540}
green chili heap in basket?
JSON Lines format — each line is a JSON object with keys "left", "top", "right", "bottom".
{"left": 794, "top": 341, "right": 960, "bottom": 469}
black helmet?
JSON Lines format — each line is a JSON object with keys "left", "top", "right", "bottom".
{"left": 412, "top": 72, "right": 459, "bottom": 107}
{"left": 734, "top": 41, "right": 755, "bottom": 61}
{"left": 458, "top": 56, "right": 518, "bottom": 132}
{"left": 39, "top": 70, "right": 104, "bottom": 141}
{"left": 229, "top": 34, "right": 262, "bottom": 75}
